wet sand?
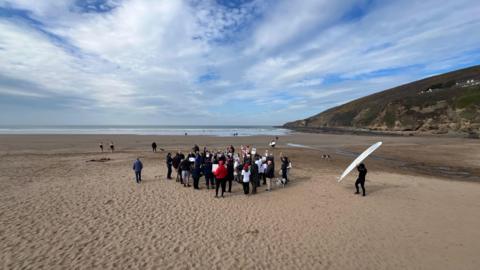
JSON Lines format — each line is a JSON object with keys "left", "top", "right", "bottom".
{"left": 1, "top": 133, "right": 479, "bottom": 269}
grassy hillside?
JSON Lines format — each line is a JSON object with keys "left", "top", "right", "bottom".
{"left": 284, "top": 65, "right": 480, "bottom": 136}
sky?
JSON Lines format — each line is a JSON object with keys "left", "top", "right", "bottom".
{"left": 0, "top": 0, "right": 479, "bottom": 126}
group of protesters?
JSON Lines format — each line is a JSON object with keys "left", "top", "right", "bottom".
{"left": 165, "top": 144, "right": 291, "bottom": 198}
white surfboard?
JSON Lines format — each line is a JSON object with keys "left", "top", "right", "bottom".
{"left": 338, "top": 142, "right": 382, "bottom": 182}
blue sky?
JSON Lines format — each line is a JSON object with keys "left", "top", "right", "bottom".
{"left": 0, "top": 0, "right": 479, "bottom": 125}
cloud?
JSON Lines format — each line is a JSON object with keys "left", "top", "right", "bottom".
{"left": 0, "top": 0, "right": 479, "bottom": 125}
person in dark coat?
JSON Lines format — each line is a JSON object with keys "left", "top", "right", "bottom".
{"left": 250, "top": 158, "right": 259, "bottom": 194}
{"left": 226, "top": 154, "right": 234, "bottom": 193}
{"left": 203, "top": 153, "right": 214, "bottom": 189}
{"left": 192, "top": 153, "right": 203, "bottom": 190}
{"left": 355, "top": 163, "right": 367, "bottom": 196}
{"left": 192, "top": 144, "right": 200, "bottom": 153}
{"left": 174, "top": 151, "right": 185, "bottom": 183}
{"left": 180, "top": 158, "right": 191, "bottom": 187}
{"left": 152, "top": 142, "right": 157, "bottom": 152}
{"left": 166, "top": 153, "right": 173, "bottom": 179}
{"left": 280, "top": 155, "right": 290, "bottom": 184}
{"left": 132, "top": 158, "right": 143, "bottom": 184}
{"left": 265, "top": 160, "right": 274, "bottom": 191}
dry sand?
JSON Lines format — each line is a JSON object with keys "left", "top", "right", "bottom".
{"left": 1, "top": 133, "right": 479, "bottom": 270}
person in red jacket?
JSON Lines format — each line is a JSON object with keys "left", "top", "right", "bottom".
{"left": 213, "top": 160, "right": 228, "bottom": 198}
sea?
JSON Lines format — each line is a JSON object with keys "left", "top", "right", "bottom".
{"left": 0, "top": 125, "right": 290, "bottom": 137}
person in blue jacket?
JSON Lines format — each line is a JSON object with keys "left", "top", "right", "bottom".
{"left": 192, "top": 152, "right": 203, "bottom": 190}
{"left": 203, "top": 153, "right": 214, "bottom": 189}
{"left": 133, "top": 158, "right": 143, "bottom": 184}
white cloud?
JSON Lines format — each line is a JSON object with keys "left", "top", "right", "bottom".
{"left": 0, "top": 0, "right": 479, "bottom": 125}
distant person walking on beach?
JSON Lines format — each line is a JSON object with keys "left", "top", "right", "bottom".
{"left": 166, "top": 153, "right": 173, "bottom": 179}
{"left": 133, "top": 158, "right": 143, "bottom": 184}
{"left": 110, "top": 142, "right": 115, "bottom": 152}
{"left": 355, "top": 163, "right": 367, "bottom": 196}
{"left": 99, "top": 142, "right": 104, "bottom": 152}
{"left": 152, "top": 142, "right": 157, "bottom": 152}
{"left": 265, "top": 160, "right": 274, "bottom": 191}
{"left": 213, "top": 160, "right": 227, "bottom": 198}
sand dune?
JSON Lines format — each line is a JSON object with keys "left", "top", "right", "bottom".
{"left": 1, "top": 134, "right": 479, "bottom": 269}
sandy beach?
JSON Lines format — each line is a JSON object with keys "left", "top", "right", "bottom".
{"left": 1, "top": 133, "right": 480, "bottom": 270}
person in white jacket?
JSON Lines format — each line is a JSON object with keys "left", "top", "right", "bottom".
{"left": 241, "top": 164, "right": 250, "bottom": 195}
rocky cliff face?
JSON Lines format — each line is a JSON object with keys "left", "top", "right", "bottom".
{"left": 284, "top": 66, "right": 480, "bottom": 137}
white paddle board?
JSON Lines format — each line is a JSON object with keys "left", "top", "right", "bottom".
{"left": 338, "top": 141, "right": 382, "bottom": 182}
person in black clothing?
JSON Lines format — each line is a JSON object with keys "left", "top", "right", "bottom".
{"left": 173, "top": 151, "right": 185, "bottom": 183}
{"left": 355, "top": 163, "right": 367, "bottom": 196}
{"left": 280, "top": 155, "right": 289, "bottom": 184}
{"left": 152, "top": 142, "right": 157, "bottom": 152}
{"left": 226, "top": 154, "right": 234, "bottom": 192}
{"left": 192, "top": 152, "right": 203, "bottom": 190}
{"left": 250, "top": 158, "right": 259, "bottom": 194}
{"left": 180, "top": 158, "right": 191, "bottom": 187}
{"left": 192, "top": 144, "right": 200, "bottom": 153}
{"left": 203, "top": 153, "right": 214, "bottom": 189}
{"left": 166, "top": 152, "right": 173, "bottom": 179}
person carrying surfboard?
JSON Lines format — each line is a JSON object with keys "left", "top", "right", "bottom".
{"left": 355, "top": 163, "right": 367, "bottom": 196}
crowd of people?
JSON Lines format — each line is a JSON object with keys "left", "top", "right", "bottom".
{"left": 165, "top": 144, "right": 292, "bottom": 198}
{"left": 124, "top": 141, "right": 368, "bottom": 197}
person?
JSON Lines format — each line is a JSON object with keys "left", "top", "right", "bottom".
{"left": 132, "top": 158, "right": 143, "bottom": 184}
{"left": 192, "top": 153, "right": 203, "bottom": 190}
{"left": 250, "top": 158, "right": 259, "bottom": 194}
{"left": 261, "top": 161, "right": 267, "bottom": 185}
{"left": 265, "top": 160, "right": 274, "bottom": 191}
{"left": 280, "top": 155, "right": 290, "bottom": 184}
{"left": 99, "top": 142, "right": 104, "bottom": 152}
{"left": 204, "top": 153, "right": 214, "bottom": 189}
{"left": 256, "top": 157, "right": 264, "bottom": 185}
{"left": 213, "top": 160, "right": 227, "bottom": 198}
{"left": 192, "top": 144, "right": 200, "bottom": 153}
{"left": 241, "top": 164, "right": 250, "bottom": 195}
{"left": 166, "top": 153, "right": 173, "bottom": 179}
{"left": 110, "top": 142, "right": 115, "bottom": 152}
{"left": 180, "top": 158, "right": 191, "bottom": 187}
{"left": 355, "top": 163, "right": 367, "bottom": 196}
{"left": 226, "top": 154, "right": 234, "bottom": 193}
{"left": 173, "top": 151, "right": 184, "bottom": 183}
{"left": 234, "top": 157, "right": 242, "bottom": 183}
{"left": 152, "top": 142, "right": 157, "bottom": 152}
